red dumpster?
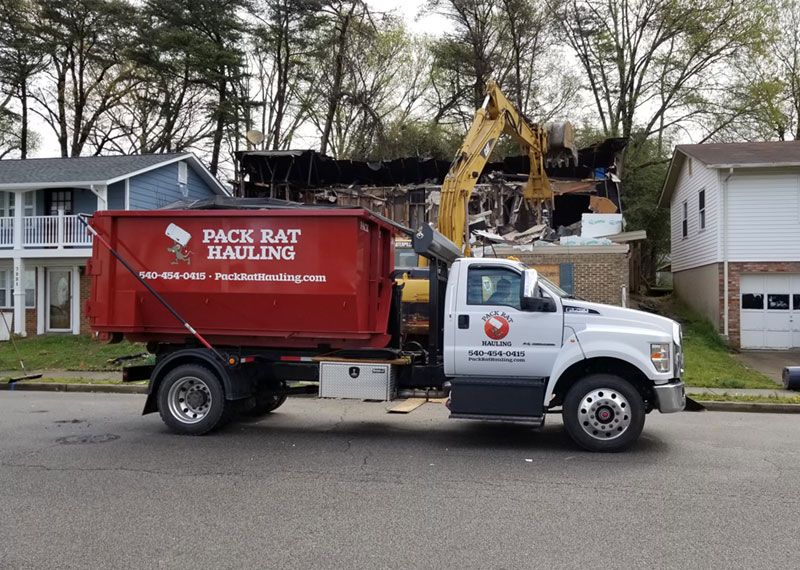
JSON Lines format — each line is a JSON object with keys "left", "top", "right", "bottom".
{"left": 86, "top": 208, "right": 397, "bottom": 349}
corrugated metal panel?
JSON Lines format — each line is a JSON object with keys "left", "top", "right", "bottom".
{"left": 728, "top": 171, "right": 800, "bottom": 261}
{"left": 670, "top": 159, "right": 720, "bottom": 271}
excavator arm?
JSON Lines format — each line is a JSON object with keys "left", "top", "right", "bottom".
{"left": 437, "top": 80, "right": 576, "bottom": 256}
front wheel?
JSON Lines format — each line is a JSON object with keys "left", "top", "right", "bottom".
{"left": 157, "top": 364, "right": 232, "bottom": 435}
{"left": 562, "top": 374, "right": 645, "bottom": 452}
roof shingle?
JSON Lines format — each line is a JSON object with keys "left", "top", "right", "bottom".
{"left": 0, "top": 153, "right": 188, "bottom": 186}
{"left": 676, "top": 141, "right": 800, "bottom": 167}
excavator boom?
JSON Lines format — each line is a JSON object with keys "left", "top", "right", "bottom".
{"left": 437, "top": 80, "right": 577, "bottom": 255}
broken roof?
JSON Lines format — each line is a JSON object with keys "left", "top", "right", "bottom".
{"left": 659, "top": 141, "right": 800, "bottom": 207}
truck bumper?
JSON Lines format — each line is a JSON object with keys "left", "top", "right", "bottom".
{"left": 653, "top": 380, "right": 685, "bottom": 413}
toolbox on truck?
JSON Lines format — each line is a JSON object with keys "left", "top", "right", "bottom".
{"left": 318, "top": 360, "right": 398, "bottom": 401}
{"left": 86, "top": 208, "right": 398, "bottom": 349}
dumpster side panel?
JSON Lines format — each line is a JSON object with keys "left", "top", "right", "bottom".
{"left": 87, "top": 210, "right": 396, "bottom": 349}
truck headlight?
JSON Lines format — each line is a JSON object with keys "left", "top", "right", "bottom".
{"left": 650, "top": 343, "right": 671, "bottom": 373}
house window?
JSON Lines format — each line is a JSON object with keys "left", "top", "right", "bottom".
{"left": 0, "top": 269, "right": 36, "bottom": 309}
{"left": 46, "top": 190, "right": 73, "bottom": 215}
{"left": 768, "top": 294, "right": 790, "bottom": 310}
{"left": 178, "top": 162, "right": 188, "bottom": 185}
{"left": 698, "top": 189, "right": 706, "bottom": 230}
{"left": 681, "top": 201, "right": 688, "bottom": 238}
{"left": 1, "top": 192, "right": 33, "bottom": 217}
{"left": 741, "top": 293, "right": 763, "bottom": 310}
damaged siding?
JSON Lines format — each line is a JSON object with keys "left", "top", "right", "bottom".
{"left": 670, "top": 158, "right": 720, "bottom": 271}
{"left": 727, "top": 169, "right": 800, "bottom": 262}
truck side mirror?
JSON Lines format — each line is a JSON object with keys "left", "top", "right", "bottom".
{"left": 522, "top": 269, "right": 539, "bottom": 297}
{"left": 521, "top": 296, "right": 556, "bottom": 312}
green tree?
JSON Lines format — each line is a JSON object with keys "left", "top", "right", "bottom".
{"left": 143, "top": 0, "right": 249, "bottom": 174}
{"left": 31, "top": 0, "right": 137, "bottom": 157}
{"left": 0, "top": 0, "right": 46, "bottom": 158}
{"left": 248, "top": 0, "right": 322, "bottom": 150}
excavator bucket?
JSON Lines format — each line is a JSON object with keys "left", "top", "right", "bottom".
{"left": 546, "top": 122, "right": 578, "bottom": 167}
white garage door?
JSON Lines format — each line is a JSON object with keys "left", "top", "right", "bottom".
{"left": 740, "top": 274, "right": 800, "bottom": 349}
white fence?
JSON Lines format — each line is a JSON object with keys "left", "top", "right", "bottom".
{"left": 0, "top": 214, "right": 92, "bottom": 248}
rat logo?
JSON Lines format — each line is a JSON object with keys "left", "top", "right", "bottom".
{"left": 165, "top": 223, "right": 193, "bottom": 265}
{"left": 484, "top": 315, "right": 510, "bottom": 340}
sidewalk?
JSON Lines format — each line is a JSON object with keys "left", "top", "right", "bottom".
{"left": 686, "top": 386, "right": 797, "bottom": 398}
{"left": 0, "top": 370, "right": 122, "bottom": 382}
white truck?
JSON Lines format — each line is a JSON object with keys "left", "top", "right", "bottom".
{"left": 96, "top": 209, "right": 685, "bottom": 452}
{"left": 442, "top": 256, "right": 685, "bottom": 452}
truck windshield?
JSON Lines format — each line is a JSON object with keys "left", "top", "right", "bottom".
{"left": 539, "top": 275, "right": 571, "bottom": 298}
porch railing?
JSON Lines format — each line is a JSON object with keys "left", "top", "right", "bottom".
{"left": 0, "top": 217, "right": 13, "bottom": 247}
{"left": 0, "top": 213, "right": 93, "bottom": 249}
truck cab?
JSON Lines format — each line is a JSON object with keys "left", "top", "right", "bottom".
{"left": 444, "top": 257, "right": 685, "bottom": 451}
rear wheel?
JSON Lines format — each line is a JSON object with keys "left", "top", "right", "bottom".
{"left": 157, "top": 364, "right": 232, "bottom": 435}
{"left": 562, "top": 374, "right": 645, "bottom": 452}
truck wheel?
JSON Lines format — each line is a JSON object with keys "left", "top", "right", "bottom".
{"left": 241, "top": 394, "right": 288, "bottom": 418}
{"left": 562, "top": 374, "right": 645, "bottom": 452}
{"left": 157, "top": 364, "right": 232, "bottom": 435}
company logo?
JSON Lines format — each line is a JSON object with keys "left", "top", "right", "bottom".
{"left": 348, "top": 366, "right": 360, "bottom": 378}
{"left": 165, "top": 223, "right": 193, "bottom": 265}
{"left": 484, "top": 315, "right": 510, "bottom": 340}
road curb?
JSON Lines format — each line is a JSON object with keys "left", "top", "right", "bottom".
{"left": 0, "top": 382, "right": 146, "bottom": 394}
{"left": 696, "top": 401, "right": 800, "bottom": 414}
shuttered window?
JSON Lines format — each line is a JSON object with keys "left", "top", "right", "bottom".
{"left": 681, "top": 201, "right": 688, "bottom": 238}
{"left": 698, "top": 189, "right": 706, "bottom": 230}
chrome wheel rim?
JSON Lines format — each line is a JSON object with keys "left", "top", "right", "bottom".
{"left": 167, "top": 376, "right": 212, "bottom": 424}
{"left": 577, "top": 388, "right": 631, "bottom": 441}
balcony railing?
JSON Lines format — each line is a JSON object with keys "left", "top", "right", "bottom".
{"left": 0, "top": 214, "right": 93, "bottom": 249}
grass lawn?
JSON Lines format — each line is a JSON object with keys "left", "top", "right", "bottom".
{"left": 0, "top": 335, "right": 152, "bottom": 371}
{"left": 636, "top": 295, "right": 779, "bottom": 389}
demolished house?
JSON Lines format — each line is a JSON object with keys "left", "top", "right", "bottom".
{"left": 232, "top": 138, "right": 643, "bottom": 306}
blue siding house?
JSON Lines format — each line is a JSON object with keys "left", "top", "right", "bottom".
{"left": 0, "top": 153, "right": 228, "bottom": 336}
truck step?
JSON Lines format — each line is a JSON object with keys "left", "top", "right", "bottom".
{"left": 449, "top": 412, "right": 544, "bottom": 426}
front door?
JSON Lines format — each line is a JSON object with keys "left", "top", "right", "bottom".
{"left": 46, "top": 268, "right": 72, "bottom": 332}
{"left": 453, "top": 265, "right": 563, "bottom": 378}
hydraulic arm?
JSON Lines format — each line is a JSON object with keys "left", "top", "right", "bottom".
{"left": 437, "top": 80, "right": 577, "bottom": 256}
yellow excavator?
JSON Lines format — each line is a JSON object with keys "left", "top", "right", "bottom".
{"left": 437, "top": 79, "right": 576, "bottom": 256}
{"left": 396, "top": 79, "right": 577, "bottom": 337}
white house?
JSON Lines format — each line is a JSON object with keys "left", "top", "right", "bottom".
{"left": 659, "top": 141, "right": 800, "bottom": 349}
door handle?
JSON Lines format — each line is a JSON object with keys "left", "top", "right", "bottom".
{"left": 458, "top": 314, "right": 470, "bottom": 329}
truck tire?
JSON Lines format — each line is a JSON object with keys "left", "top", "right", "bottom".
{"left": 562, "top": 374, "right": 645, "bottom": 452}
{"left": 157, "top": 364, "right": 233, "bottom": 435}
{"left": 240, "top": 394, "right": 288, "bottom": 418}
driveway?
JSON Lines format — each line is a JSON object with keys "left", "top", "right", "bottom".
{"left": 733, "top": 350, "right": 800, "bottom": 384}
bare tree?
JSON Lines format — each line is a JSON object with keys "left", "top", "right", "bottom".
{"left": 551, "top": 0, "right": 772, "bottom": 155}
{"left": 30, "top": 0, "right": 137, "bottom": 157}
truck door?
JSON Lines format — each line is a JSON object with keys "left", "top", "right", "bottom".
{"left": 453, "top": 265, "right": 563, "bottom": 377}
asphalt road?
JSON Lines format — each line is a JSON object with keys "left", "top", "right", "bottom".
{"left": 1, "top": 393, "right": 798, "bottom": 570}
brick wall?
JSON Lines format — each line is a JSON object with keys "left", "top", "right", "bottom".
{"left": 510, "top": 248, "right": 630, "bottom": 306}
{"left": 721, "top": 261, "right": 800, "bottom": 349}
